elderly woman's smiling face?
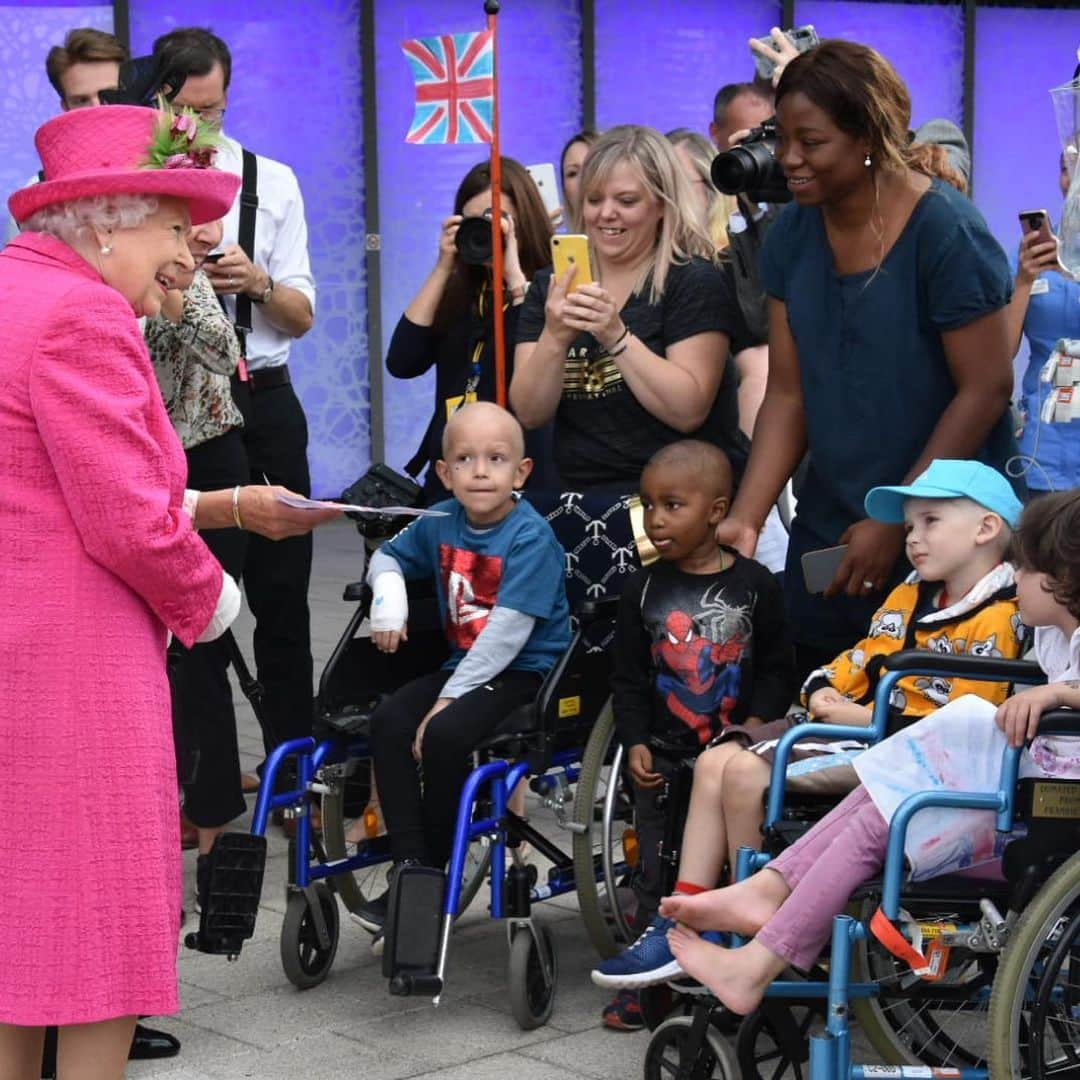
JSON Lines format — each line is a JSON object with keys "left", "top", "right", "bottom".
{"left": 97, "top": 195, "right": 195, "bottom": 318}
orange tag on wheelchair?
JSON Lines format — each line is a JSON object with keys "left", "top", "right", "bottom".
{"left": 870, "top": 907, "right": 951, "bottom": 982}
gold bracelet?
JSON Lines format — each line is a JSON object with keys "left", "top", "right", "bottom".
{"left": 231, "top": 485, "right": 245, "bottom": 529}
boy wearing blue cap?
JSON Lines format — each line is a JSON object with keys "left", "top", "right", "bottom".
{"left": 593, "top": 460, "right": 1027, "bottom": 991}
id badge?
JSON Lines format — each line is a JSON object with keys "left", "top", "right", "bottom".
{"left": 445, "top": 390, "right": 478, "bottom": 420}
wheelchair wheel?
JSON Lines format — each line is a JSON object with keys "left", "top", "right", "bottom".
{"left": 508, "top": 922, "right": 558, "bottom": 1030}
{"left": 320, "top": 760, "right": 491, "bottom": 919}
{"left": 735, "top": 1001, "right": 819, "bottom": 1080}
{"left": 850, "top": 897, "right": 993, "bottom": 1068}
{"left": 280, "top": 884, "right": 340, "bottom": 989}
{"left": 644, "top": 1014, "right": 739, "bottom": 1080}
{"left": 639, "top": 983, "right": 696, "bottom": 1032}
{"left": 572, "top": 700, "right": 637, "bottom": 957}
{"left": 988, "top": 849, "right": 1080, "bottom": 1078}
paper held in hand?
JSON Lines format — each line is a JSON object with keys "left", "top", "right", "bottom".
{"left": 276, "top": 493, "right": 448, "bottom": 517}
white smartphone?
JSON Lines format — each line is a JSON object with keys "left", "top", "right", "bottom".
{"left": 801, "top": 544, "right": 849, "bottom": 595}
{"left": 753, "top": 24, "right": 819, "bottom": 81}
{"left": 526, "top": 162, "right": 561, "bottom": 218}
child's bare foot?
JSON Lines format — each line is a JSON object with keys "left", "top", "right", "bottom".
{"left": 667, "top": 927, "right": 787, "bottom": 1015}
{"left": 659, "top": 870, "right": 788, "bottom": 936}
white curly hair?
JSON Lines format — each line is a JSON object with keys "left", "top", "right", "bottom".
{"left": 21, "top": 194, "right": 160, "bottom": 245}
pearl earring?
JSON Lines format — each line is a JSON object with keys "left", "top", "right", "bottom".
{"left": 864, "top": 153, "right": 872, "bottom": 168}
{"left": 100, "top": 245, "right": 112, "bottom": 255}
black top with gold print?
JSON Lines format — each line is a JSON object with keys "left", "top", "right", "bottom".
{"left": 517, "top": 257, "right": 746, "bottom": 492}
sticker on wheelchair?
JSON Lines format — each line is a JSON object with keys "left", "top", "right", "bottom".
{"left": 861, "top": 1068, "right": 963, "bottom": 1078}
{"left": 558, "top": 695, "right": 581, "bottom": 718}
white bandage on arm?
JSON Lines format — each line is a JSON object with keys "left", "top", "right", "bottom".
{"left": 368, "top": 548, "right": 408, "bottom": 632}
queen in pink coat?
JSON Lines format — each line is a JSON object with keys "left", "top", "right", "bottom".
{"left": 0, "top": 106, "right": 244, "bottom": 1076}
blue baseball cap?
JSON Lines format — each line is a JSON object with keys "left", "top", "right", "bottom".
{"left": 864, "top": 459, "right": 1023, "bottom": 528}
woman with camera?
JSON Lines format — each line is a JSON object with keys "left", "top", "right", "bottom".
{"left": 715, "top": 40, "right": 1019, "bottom": 674}
{"left": 386, "top": 157, "right": 554, "bottom": 501}
{"left": 510, "top": 124, "right": 747, "bottom": 494}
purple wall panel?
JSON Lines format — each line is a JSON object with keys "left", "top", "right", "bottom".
{"left": 973, "top": 6, "right": 1080, "bottom": 252}
{"left": 374, "top": 0, "right": 583, "bottom": 473}
{"left": 594, "top": 0, "right": 781, "bottom": 134}
{"left": 0, "top": 4, "right": 113, "bottom": 207}
{"left": 793, "top": 1, "right": 964, "bottom": 128}
{"left": 130, "top": 1, "right": 369, "bottom": 497}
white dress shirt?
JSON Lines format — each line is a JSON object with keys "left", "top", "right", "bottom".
{"left": 214, "top": 133, "right": 316, "bottom": 371}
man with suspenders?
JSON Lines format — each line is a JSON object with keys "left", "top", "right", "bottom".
{"left": 152, "top": 28, "right": 318, "bottom": 799}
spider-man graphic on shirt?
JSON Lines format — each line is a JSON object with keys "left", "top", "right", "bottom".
{"left": 647, "top": 582, "right": 753, "bottom": 743}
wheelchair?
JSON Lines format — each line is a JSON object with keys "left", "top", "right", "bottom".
{"left": 642, "top": 649, "right": 1080, "bottom": 1079}
{"left": 197, "top": 489, "right": 644, "bottom": 1025}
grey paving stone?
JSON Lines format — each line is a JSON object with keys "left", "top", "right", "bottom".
{"left": 405, "top": 1049, "right": 594, "bottom": 1080}
{"left": 519, "top": 1026, "right": 652, "bottom": 1080}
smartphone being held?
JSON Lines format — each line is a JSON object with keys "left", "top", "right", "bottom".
{"left": 753, "top": 25, "right": 819, "bottom": 82}
{"left": 526, "top": 163, "right": 561, "bottom": 220}
{"left": 551, "top": 234, "right": 594, "bottom": 290}
{"left": 1019, "top": 209, "right": 1055, "bottom": 247}
{"left": 801, "top": 544, "right": 849, "bottom": 596}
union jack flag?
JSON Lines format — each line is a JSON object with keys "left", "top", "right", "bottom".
{"left": 402, "top": 31, "right": 494, "bottom": 145}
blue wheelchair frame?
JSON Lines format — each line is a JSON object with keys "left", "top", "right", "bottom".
{"left": 729, "top": 650, "right": 1051, "bottom": 1079}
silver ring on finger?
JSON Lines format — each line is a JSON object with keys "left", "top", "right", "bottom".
{"left": 862, "top": 579, "right": 875, "bottom": 591}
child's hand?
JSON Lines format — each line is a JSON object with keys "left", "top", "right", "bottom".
{"left": 372, "top": 624, "right": 408, "bottom": 653}
{"left": 809, "top": 688, "right": 871, "bottom": 726}
{"left": 412, "top": 697, "right": 452, "bottom": 761}
{"left": 628, "top": 744, "right": 664, "bottom": 789}
{"left": 995, "top": 683, "right": 1062, "bottom": 748}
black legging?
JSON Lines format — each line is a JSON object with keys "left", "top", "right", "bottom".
{"left": 369, "top": 668, "right": 541, "bottom": 867}
{"left": 172, "top": 428, "right": 249, "bottom": 828}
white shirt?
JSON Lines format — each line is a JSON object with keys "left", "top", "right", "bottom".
{"left": 215, "top": 133, "right": 316, "bottom": 371}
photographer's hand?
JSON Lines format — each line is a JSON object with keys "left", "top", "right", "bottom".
{"left": 542, "top": 266, "right": 583, "bottom": 347}
{"left": 500, "top": 213, "right": 528, "bottom": 296}
{"left": 437, "top": 215, "right": 462, "bottom": 271}
{"left": 749, "top": 26, "right": 801, "bottom": 88}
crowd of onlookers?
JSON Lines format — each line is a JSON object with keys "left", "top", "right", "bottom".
{"left": 0, "top": 17, "right": 1078, "bottom": 1078}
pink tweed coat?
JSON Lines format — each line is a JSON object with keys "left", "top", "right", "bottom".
{"left": 0, "top": 233, "right": 224, "bottom": 1024}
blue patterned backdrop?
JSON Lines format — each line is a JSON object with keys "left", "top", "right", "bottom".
{"left": 0, "top": 3, "right": 113, "bottom": 210}
{"left": 1, "top": 2, "right": 1077, "bottom": 495}
{"left": 595, "top": 0, "right": 781, "bottom": 133}
{"left": 374, "top": 0, "right": 584, "bottom": 479}
{"left": 130, "top": 0, "right": 369, "bottom": 499}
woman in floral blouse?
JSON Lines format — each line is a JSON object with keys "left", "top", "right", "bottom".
{"left": 145, "top": 217, "right": 249, "bottom": 892}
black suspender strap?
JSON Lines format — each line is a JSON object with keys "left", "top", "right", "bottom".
{"left": 233, "top": 148, "right": 259, "bottom": 357}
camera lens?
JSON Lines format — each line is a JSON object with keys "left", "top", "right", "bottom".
{"left": 454, "top": 216, "right": 498, "bottom": 266}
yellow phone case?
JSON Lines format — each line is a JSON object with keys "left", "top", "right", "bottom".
{"left": 551, "top": 234, "right": 594, "bottom": 288}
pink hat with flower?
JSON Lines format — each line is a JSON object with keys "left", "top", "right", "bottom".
{"left": 9, "top": 105, "right": 240, "bottom": 226}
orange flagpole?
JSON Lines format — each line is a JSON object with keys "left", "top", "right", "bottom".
{"left": 485, "top": 0, "right": 506, "bottom": 406}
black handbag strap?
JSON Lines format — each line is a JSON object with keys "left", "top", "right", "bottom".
{"left": 233, "top": 148, "right": 259, "bottom": 354}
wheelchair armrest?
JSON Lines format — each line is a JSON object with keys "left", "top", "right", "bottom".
{"left": 1034, "top": 707, "right": 1080, "bottom": 738}
{"left": 881, "top": 649, "right": 1044, "bottom": 684}
{"left": 534, "top": 627, "right": 583, "bottom": 716}
{"left": 579, "top": 595, "right": 621, "bottom": 625}
{"left": 763, "top": 720, "right": 874, "bottom": 829}
{"left": 342, "top": 581, "right": 370, "bottom": 603}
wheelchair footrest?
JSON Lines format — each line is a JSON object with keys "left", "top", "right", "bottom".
{"left": 183, "top": 831, "right": 267, "bottom": 957}
{"left": 383, "top": 865, "right": 445, "bottom": 987}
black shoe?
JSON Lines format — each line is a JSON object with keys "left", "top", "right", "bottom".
{"left": 128, "top": 1023, "right": 181, "bottom": 1061}
{"left": 352, "top": 858, "right": 419, "bottom": 932}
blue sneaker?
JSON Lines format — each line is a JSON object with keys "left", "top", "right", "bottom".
{"left": 591, "top": 915, "right": 684, "bottom": 988}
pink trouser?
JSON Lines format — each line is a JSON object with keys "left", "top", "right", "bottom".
{"left": 756, "top": 786, "right": 888, "bottom": 971}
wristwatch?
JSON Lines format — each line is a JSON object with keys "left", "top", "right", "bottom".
{"left": 253, "top": 275, "right": 274, "bottom": 304}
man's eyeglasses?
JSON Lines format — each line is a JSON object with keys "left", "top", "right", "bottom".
{"left": 191, "top": 106, "right": 226, "bottom": 125}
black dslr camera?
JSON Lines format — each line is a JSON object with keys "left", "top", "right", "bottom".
{"left": 99, "top": 55, "right": 187, "bottom": 108}
{"left": 711, "top": 119, "right": 791, "bottom": 205}
{"left": 454, "top": 214, "right": 504, "bottom": 266}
